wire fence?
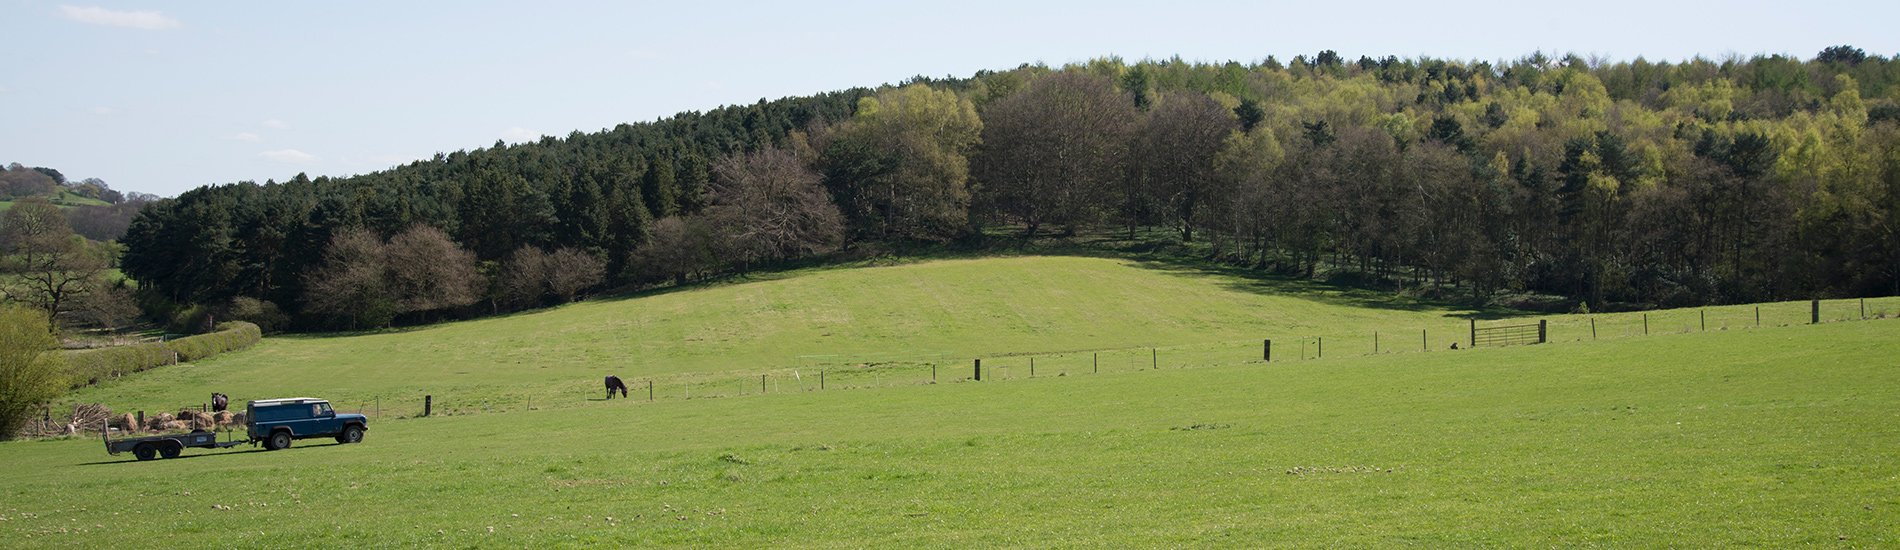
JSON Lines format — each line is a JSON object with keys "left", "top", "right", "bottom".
{"left": 51, "top": 297, "right": 1900, "bottom": 436}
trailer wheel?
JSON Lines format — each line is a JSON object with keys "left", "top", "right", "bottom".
{"left": 265, "top": 430, "right": 292, "bottom": 451}
{"left": 159, "top": 441, "right": 183, "bottom": 459}
{"left": 133, "top": 443, "right": 157, "bottom": 461}
{"left": 336, "top": 425, "right": 364, "bottom": 444}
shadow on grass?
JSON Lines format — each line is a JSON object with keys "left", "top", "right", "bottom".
{"left": 1112, "top": 253, "right": 1525, "bottom": 321}
{"left": 77, "top": 442, "right": 364, "bottom": 466}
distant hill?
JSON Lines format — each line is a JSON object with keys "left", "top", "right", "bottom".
{"left": 1, "top": 163, "right": 156, "bottom": 241}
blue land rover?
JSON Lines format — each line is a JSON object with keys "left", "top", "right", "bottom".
{"left": 246, "top": 397, "right": 369, "bottom": 450}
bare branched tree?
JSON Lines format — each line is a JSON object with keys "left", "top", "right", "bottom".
{"left": 1131, "top": 91, "right": 1237, "bottom": 242}
{"left": 709, "top": 147, "right": 844, "bottom": 267}
{"left": 634, "top": 216, "right": 718, "bottom": 286}
{"left": 544, "top": 247, "right": 605, "bottom": 303}
{"left": 385, "top": 224, "right": 484, "bottom": 314}
{"left": 498, "top": 245, "right": 550, "bottom": 310}
{"left": 301, "top": 228, "right": 393, "bottom": 329}
{"left": 0, "top": 199, "right": 121, "bottom": 328}
{"left": 974, "top": 72, "right": 1138, "bottom": 236}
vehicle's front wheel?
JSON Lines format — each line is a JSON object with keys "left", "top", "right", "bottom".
{"left": 133, "top": 443, "right": 157, "bottom": 461}
{"left": 265, "top": 431, "right": 292, "bottom": 451}
{"left": 336, "top": 425, "right": 364, "bottom": 444}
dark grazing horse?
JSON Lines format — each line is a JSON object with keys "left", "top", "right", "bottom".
{"left": 604, "top": 375, "right": 629, "bottom": 399}
{"left": 212, "top": 392, "right": 230, "bottom": 412}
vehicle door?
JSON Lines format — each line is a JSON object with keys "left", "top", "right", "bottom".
{"left": 308, "top": 403, "right": 339, "bottom": 435}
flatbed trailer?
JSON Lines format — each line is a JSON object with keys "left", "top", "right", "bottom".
{"left": 103, "top": 397, "right": 369, "bottom": 461}
{"left": 104, "top": 429, "right": 250, "bottom": 461}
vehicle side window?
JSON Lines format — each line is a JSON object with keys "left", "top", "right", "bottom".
{"left": 317, "top": 403, "right": 332, "bottom": 416}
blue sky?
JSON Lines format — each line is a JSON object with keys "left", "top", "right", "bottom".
{"left": 5, "top": 0, "right": 1897, "bottom": 197}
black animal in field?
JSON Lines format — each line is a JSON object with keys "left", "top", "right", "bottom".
{"left": 212, "top": 392, "right": 229, "bottom": 412}
{"left": 604, "top": 375, "right": 628, "bottom": 399}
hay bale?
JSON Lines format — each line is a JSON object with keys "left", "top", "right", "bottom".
{"left": 189, "top": 414, "right": 215, "bottom": 430}
{"left": 116, "top": 413, "right": 138, "bottom": 433}
{"left": 213, "top": 411, "right": 235, "bottom": 426}
{"left": 161, "top": 420, "right": 189, "bottom": 432}
{"left": 231, "top": 411, "right": 247, "bottom": 426}
{"left": 149, "top": 413, "right": 176, "bottom": 431}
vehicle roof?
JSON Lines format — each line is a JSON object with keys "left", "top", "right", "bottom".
{"left": 247, "top": 397, "right": 327, "bottom": 407}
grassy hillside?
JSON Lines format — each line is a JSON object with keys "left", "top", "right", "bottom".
{"left": 0, "top": 190, "right": 110, "bottom": 211}
{"left": 65, "top": 254, "right": 1900, "bottom": 417}
{"left": 2, "top": 314, "right": 1894, "bottom": 547}
{"left": 66, "top": 255, "right": 1502, "bottom": 413}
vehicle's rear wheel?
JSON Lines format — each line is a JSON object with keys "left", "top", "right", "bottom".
{"left": 336, "top": 425, "right": 364, "bottom": 444}
{"left": 265, "top": 431, "right": 292, "bottom": 451}
{"left": 133, "top": 443, "right": 157, "bottom": 461}
{"left": 159, "top": 442, "right": 183, "bottom": 459}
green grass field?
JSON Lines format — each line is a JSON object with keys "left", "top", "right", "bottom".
{"left": 4, "top": 255, "right": 1897, "bottom": 548}
{"left": 67, "top": 256, "right": 1504, "bottom": 414}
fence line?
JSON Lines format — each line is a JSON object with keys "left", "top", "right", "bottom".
{"left": 41, "top": 297, "right": 1900, "bottom": 435}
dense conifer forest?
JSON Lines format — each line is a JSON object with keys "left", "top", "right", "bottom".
{"left": 109, "top": 47, "right": 1900, "bottom": 331}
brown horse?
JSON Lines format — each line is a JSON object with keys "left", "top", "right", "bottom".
{"left": 604, "top": 375, "right": 629, "bottom": 399}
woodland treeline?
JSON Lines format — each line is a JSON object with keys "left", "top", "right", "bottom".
{"left": 116, "top": 47, "right": 1900, "bottom": 331}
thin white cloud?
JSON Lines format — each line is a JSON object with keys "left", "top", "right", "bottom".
{"left": 0, "top": 85, "right": 11, "bottom": 93}
{"left": 499, "top": 127, "right": 538, "bottom": 143}
{"left": 262, "top": 119, "right": 291, "bottom": 129}
{"left": 259, "top": 149, "right": 317, "bottom": 164}
{"left": 58, "top": 5, "right": 180, "bottom": 30}
{"left": 229, "top": 133, "right": 264, "bottom": 143}
{"left": 91, "top": 106, "right": 114, "bottom": 115}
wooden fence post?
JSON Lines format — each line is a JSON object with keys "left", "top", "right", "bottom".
{"left": 423, "top": 396, "right": 431, "bottom": 417}
{"left": 1263, "top": 340, "right": 1271, "bottom": 362}
{"left": 1538, "top": 320, "right": 1547, "bottom": 343}
{"left": 1318, "top": 337, "right": 1323, "bottom": 358}
{"left": 648, "top": 380, "right": 654, "bottom": 401}
{"left": 1374, "top": 331, "right": 1379, "bottom": 354}
{"left": 1812, "top": 300, "right": 1820, "bottom": 324}
{"left": 973, "top": 359, "right": 981, "bottom": 381}
{"left": 1643, "top": 314, "right": 1649, "bottom": 335}
{"left": 1755, "top": 306, "right": 1760, "bottom": 327}
{"left": 1094, "top": 353, "right": 1098, "bottom": 373}
{"left": 762, "top": 374, "right": 768, "bottom": 394}
{"left": 1701, "top": 310, "right": 1706, "bottom": 331}
{"left": 1151, "top": 349, "right": 1157, "bottom": 369}
{"left": 1421, "top": 329, "right": 1426, "bottom": 351}
{"left": 1030, "top": 357, "right": 1035, "bottom": 377}
{"left": 1469, "top": 319, "right": 1476, "bottom": 348}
